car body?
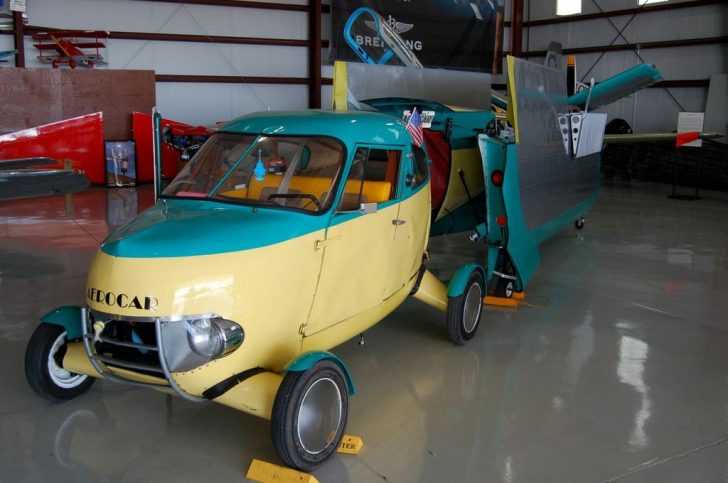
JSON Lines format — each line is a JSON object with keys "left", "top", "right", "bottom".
{"left": 25, "top": 109, "right": 486, "bottom": 471}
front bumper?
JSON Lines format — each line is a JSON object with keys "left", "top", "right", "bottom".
{"left": 80, "top": 308, "right": 206, "bottom": 403}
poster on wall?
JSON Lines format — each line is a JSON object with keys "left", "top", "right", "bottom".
{"left": 105, "top": 141, "right": 137, "bottom": 187}
{"left": 330, "top": 0, "right": 505, "bottom": 73}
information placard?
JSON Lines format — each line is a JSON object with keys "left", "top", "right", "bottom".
{"left": 677, "top": 112, "right": 704, "bottom": 148}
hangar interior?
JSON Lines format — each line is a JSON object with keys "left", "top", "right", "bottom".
{"left": 0, "top": 0, "right": 727, "bottom": 482}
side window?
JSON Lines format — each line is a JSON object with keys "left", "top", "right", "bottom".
{"left": 337, "top": 147, "right": 401, "bottom": 211}
{"left": 410, "top": 145, "right": 428, "bottom": 188}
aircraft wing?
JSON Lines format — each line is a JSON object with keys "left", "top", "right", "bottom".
{"left": 33, "top": 43, "right": 63, "bottom": 51}
{"left": 0, "top": 169, "right": 89, "bottom": 201}
{"left": 71, "top": 54, "right": 107, "bottom": 63}
{"left": 567, "top": 63, "right": 662, "bottom": 110}
{"left": 0, "top": 157, "right": 57, "bottom": 170}
{"left": 603, "top": 132, "right": 721, "bottom": 144}
{"left": 332, "top": 61, "right": 491, "bottom": 111}
{"left": 37, "top": 55, "right": 62, "bottom": 63}
{"left": 33, "top": 30, "right": 109, "bottom": 40}
{"left": 72, "top": 41, "right": 107, "bottom": 49}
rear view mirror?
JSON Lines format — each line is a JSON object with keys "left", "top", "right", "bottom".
{"left": 359, "top": 203, "right": 377, "bottom": 214}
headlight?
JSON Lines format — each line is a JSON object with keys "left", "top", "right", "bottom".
{"left": 186, "top": 317, "right": 243, "bottom": 358}
{"left": 187, "top": 318, "right": 224, "bottom": 357}
{"left": 160, "top": 316, "right": 244, "bottom": 373}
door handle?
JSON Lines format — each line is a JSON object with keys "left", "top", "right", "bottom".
{"left": 315, "top": 235, "right": 342, "bottom": 251}
{"left": 392, "top": 219, "right": 406, "bottom": 226}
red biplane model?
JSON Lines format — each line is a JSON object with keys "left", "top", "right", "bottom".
{"left": 33, "top": 30, "right": 108, "bottom": 69}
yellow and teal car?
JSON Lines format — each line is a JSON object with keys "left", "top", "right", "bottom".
{"left": 25, "top": 110, "right": 486, "bottom": 471}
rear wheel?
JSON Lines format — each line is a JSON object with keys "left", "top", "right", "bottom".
{"left": 495, "top": 276, "right": 514, "bottom": 298}
{"left": 494, "top": 256, "right": 516, "bottom": 298}
{"left": 447, "top": 271, "right": 484, "bottom": 345}
{"left": 25, "top": 323, "right": 94, "bottom": 402}
{"left": 271, "top": 361, "right": 349, "bottom": 472}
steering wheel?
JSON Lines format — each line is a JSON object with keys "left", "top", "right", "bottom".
{"left": 267, "top": 193, "right": 321, "bottom": 208}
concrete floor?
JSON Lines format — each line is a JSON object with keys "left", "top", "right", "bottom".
{"left": 1, "top": 182, "right": 726, "bottom": 482}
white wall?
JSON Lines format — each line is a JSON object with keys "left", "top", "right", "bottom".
{"left": 12, "top": 0, "right": 320, "bottom": 126}
{"left": 522, "top": 0, "right": 728, "bottom": 132}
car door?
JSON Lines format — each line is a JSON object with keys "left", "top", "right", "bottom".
{"left": 388, "top": 143, "right": 432, "bottom": 291}
{"left": 304, "top": 145, "right": 404, "bottom": 336}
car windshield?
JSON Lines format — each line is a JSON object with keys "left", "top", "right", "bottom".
{"left": 163, "top": 133, "right": 346, "bottom": 213}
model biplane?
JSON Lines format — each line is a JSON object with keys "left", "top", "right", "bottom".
{"left": 33, "top": 30, "right": 108, "bottom": 69}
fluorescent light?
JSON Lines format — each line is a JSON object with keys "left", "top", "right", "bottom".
{"left": 557, "top": 0, "right": 581, "bottom": 16}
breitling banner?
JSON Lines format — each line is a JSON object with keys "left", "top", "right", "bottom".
{"left": 330, "top": 0, "right": 505, "bottom": 73}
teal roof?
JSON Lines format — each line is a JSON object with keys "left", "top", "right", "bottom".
{"left": 220, "top": 110, "right": 410, "bottom": 147}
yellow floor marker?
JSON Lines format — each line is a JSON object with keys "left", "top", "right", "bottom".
{"left": 337, "top": 435, "right": 364, "bottom": 455}
{"left": 483, "top": 296, "right": 518, "bottom": 308}
{"left": 246, "top": 459, "right": 318, "bottom": 483}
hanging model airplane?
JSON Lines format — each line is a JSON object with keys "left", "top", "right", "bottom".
{"left": 33, "top": 30, "right": 108, "bottom": 69}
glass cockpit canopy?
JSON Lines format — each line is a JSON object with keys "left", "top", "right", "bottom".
{"left": 162, "top": 133, "right": 346, "bottom": 213}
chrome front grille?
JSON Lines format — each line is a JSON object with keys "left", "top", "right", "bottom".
{"left": 81, "top": 309, "right": 206, "bottom": 402}
{"left": 85, "top": 310, "right": 163, "bottom": 377}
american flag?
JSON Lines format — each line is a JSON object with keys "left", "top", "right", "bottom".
{"left": 406, "top": 107, "right": 424, "bottom": 147}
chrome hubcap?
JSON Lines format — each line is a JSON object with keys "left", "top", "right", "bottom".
{"left": 297, "top": 377, "right": 342, "bottom": 455}
{"left": 463, "top": 282, "right": 483, "bottom": 333}
{"left": 48, "top": 332, "right": 88, "bottom": 389}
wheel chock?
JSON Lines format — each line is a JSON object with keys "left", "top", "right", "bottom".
{"left": 246, "top": 459, "right": 318, "bottom": 483}
{"left": 337, "top": 434, "right": 364, "bottom": 455}
{"left": 512, "top": 291, "right": 526, "bottom": 300}
{"left": 483, "top": 296, "right": 518, "bottom": 308}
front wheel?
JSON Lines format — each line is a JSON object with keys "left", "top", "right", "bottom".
{"left": 271, "top": 361, "right": 349, "bottom": 472}
{"left": 447, "top": 271, "right": 485, "bottom": 345}
{"left": 25, "top": 323, "right": 95, "bottom": 402}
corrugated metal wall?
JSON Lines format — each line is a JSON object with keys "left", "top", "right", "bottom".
{"left": 519, "top": 0, "right": 727, "bottom": 132}
{"left": 1, "top": 0, "right": 724, "bottom": 132}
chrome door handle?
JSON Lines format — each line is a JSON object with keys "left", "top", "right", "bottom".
{"left": 392, "top": 219, "right": 406, "bottom": 225}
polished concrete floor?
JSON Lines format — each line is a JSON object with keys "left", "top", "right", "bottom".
{"left": 1, "top": 182, "right": 726, "bottom": 482}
